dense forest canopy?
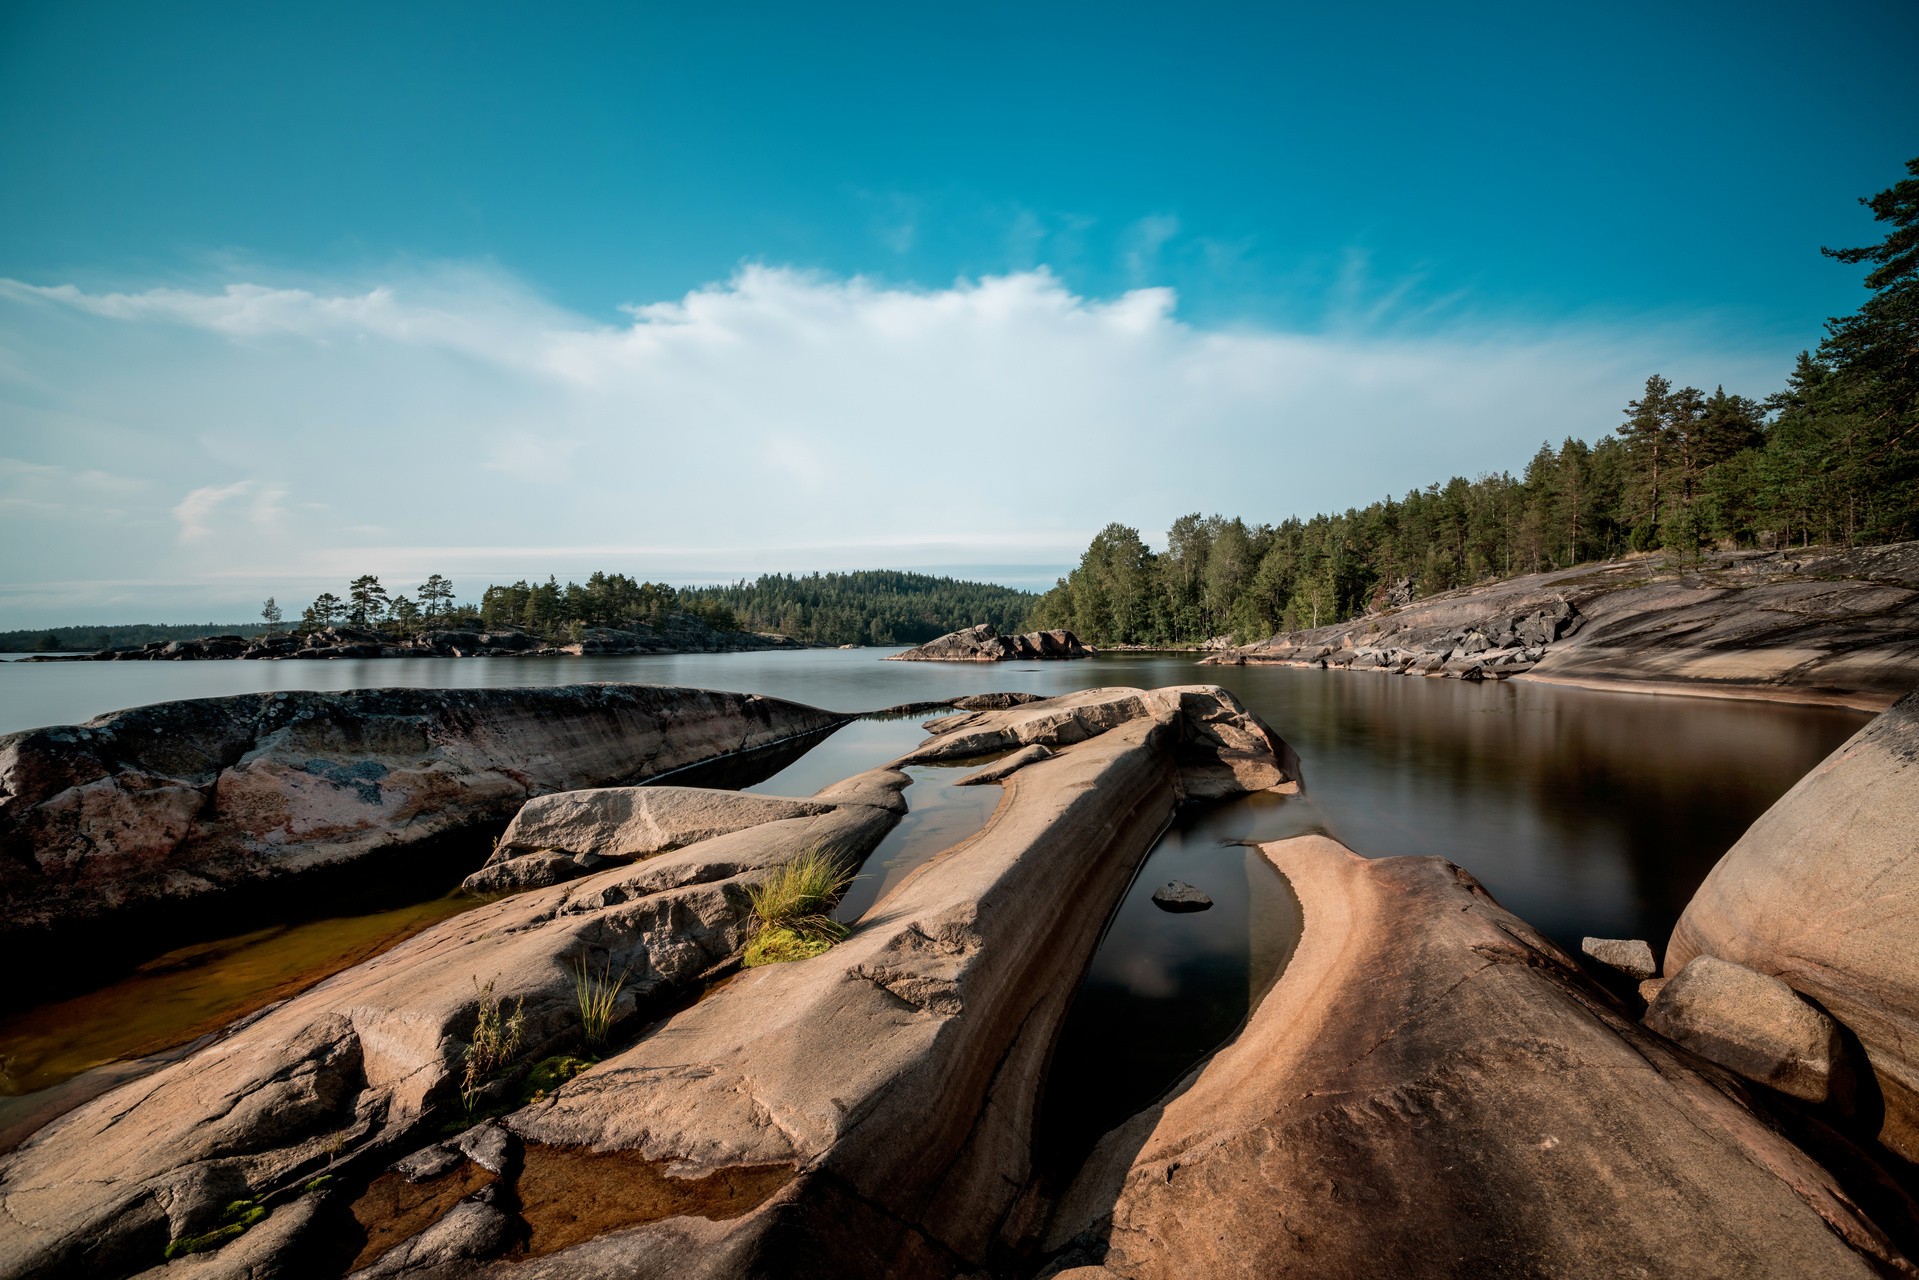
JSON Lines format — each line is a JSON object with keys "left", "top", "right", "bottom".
{"left": 1030, "top": 156, "right": 1919, "bottom": 647}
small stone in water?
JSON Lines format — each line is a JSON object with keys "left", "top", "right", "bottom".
{"left": 1152, "top": 881, "right": 1212, "bottom": 912}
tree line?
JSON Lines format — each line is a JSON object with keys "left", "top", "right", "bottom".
{"left": 676, "top": 570, "right": 1037, "bottom": 646}
{"left": 1031, "top": 156, "right": 1919, "bottom": 646}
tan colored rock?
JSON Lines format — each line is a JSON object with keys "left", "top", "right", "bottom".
{"left": 0, "top": 775, "right": 904, "bottom": 1277}
{"left": 1042, "top": 835, "right": 1910, "bottom": 1279}
{"left": 1581, "top": 936, "right": 1657, "bottom": 980}
{"left": 0, "top": 685, "right": 846, "bottom": 937}
{"left": 1645, "top": 956, "right": 1845, "bottom": 1104}
{"left": 900, "top": 686, "right": 1291, "bottom": 801}
{"left": 1668, "top": 689, "right": 1919, "bottom": 1156}
{"left": 1640, "top": 977, "right": 1669, "bottom": 1004}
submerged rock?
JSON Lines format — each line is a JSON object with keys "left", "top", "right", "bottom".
{"left": 0, "top": 685, "right": 845, "bottom": 937}
{"left": 1150, "top": 881, "right": 1212, "bottom": 912}
{"left": 1667, "top": 689, "right": 1919, "bottom": 1157}
{"left": 1645, "top": 956, "right": 1846, "bottom": 1105}
{"left": 1040, "top": 835, "right": 1912, "bottom": 1278}
{"left": 886, "top": 624, "right": 1090, "bottom": 663}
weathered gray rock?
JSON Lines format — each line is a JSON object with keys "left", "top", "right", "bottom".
{"left": 1582, "top": 936, "right": 1657, "bottom": 981}
{"left": 1644, "top": 956, "right": 1845, "bottom": 1104}
{"left": 0, "top": 773, "right": 905, "bottom": 1277}
{"left": 1668, "top": 689, "right": 1919, "bottom": 1155}
{"left": 886, "top": 624, "right": 1090, "bottom": 663}
{"left": 462, "top": 787, "right": 836, "bottom": 893}
{"left": 0, "top": 685, "right": 846, "bottom": 936}
{"left": 1209, "top": 542, "right": 1919, "bottom": 707}
{"left": 1149, "top": 881, "right": 1211, "bottom": 912}
{"left": 1041, "top": 835, "right": 1911, "bottom": 1279}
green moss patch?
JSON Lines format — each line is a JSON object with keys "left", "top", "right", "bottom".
{"left": 743, "top": 925, "right": 836, "bottom": 967}
{"left": 163, "top": 1200, "right": 267, "bottom": 1259}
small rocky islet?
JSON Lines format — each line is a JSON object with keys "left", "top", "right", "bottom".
{"left": 1, "top": 584, "right": 1918, "bottom": 1274}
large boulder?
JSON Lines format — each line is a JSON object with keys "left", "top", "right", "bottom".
{"left": 1039, "top": 835, "right": 1912, "bottom": 1278}
{"left": 1667, "top": 688, "right": 1919, "bottom": 1156}
{"left": 886, "top": 624, "right": 1090, "bottom": 663}
{"left": 1645, "top": 956, "right": 1846, "bottom": 1104}
{"left": 0, "top": 686, "right": 846, "bottom": 938}
{"left": 0, "top": 774, "right": 907, "bottom": 1279}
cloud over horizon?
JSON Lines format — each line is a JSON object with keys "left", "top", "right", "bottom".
{"left": 0, "top": 262, "right": 1798, "bottom": 626}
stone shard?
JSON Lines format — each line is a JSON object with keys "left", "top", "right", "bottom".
{"left": 1645, "top": 956, "right": 1846, "bottom": 1105}
{"left": 0, "top": 685, "right": 847, "bottom": 938}
{"left": 1040, "top": 835, "right": 1911, "bottom": 1280}
{"left": 1582, "top": 936, "right": 1658, "bottom": 981}
{"left": 1667, "top": 689, "right": 1919, "bottom": 1155}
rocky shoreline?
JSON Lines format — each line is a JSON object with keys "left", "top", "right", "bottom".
{"left": 1, "top": 682, "right": 1916, "bottom": 1276}
{"left": 19, "top": 612, "right": 806, "bottom": 663}
{"left": 1206, "top": 541, "right": 1919, "bottom": 711}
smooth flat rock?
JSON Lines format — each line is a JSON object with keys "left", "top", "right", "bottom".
{"left": 1645, "top": 956, "right": 1844, "bottom": 1104}
{"left": 0, "top": 685, "right": 846, "bottom": 937}
{"left": 1041, "top": 835, "right": 1910, "bottom": 1279}
{"left": 1581, "top": 936, "right": 1657, "bottom": 981}
{"left": 952, "top": 743, "right": 1054, "bottom": 786}
{"left": 1668, "top": 689, "right": 1919, "bottom": 1155}
{"left": 1149, "top": 881, "right": 1212, "bottom": 912}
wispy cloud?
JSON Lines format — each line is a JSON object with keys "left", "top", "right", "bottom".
{"left": 0, "top": 261, "right": 1796, "bottom": 624}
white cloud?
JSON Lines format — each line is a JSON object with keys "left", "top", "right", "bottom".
{"left": 0, "top": 261, "right": 1798, "bottom": 625}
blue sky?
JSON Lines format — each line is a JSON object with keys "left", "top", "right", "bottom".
{"left": 1, "top": 1, "right": 1915, "bottom": 624}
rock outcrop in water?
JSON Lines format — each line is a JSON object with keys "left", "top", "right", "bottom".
{"left": 1207, "top": 542, "right": 1919, "bottom": 708}
{"left": 23, "top": 614, "right": 805, "bottom": 663}
{"left": 0, "top": 685, "right": 845, "bottom": 937}
{"left": 0, "top": 686, "right": 1293, "bottom": 1278}
{"left": 1667, "top": 688, "right": 1919, "bottom": 1158}
{"left": 886, "top": 624, "right": 1090, "bottom": 663}
{"left": 1039, "top": 835, "right": 1914, "bottom": 1278}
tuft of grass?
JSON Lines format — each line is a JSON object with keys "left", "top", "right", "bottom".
{"left": 569, "top": 955, "right": 629, "bottom": 1048}
{"left": 163, "top": 1200, "right": 267, "bottom": 1260}
{"left": 461, "top": 978, "right": 526, "bottom": 1117}
{"left": 742, "top": 847, "right": 853, "bottom": 968}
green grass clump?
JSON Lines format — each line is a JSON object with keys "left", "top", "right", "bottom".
{"left": 742, "top": 847, "right": 853, "bottom": 968}
{"left": 569, "top": 955, "right": 629, "bottom": 1047}
{"left": 461, "top": 978, "right": 526, "bottom": 1116}
{"left": 163, "top": 1200, "right": 267, "bottom": 1259}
